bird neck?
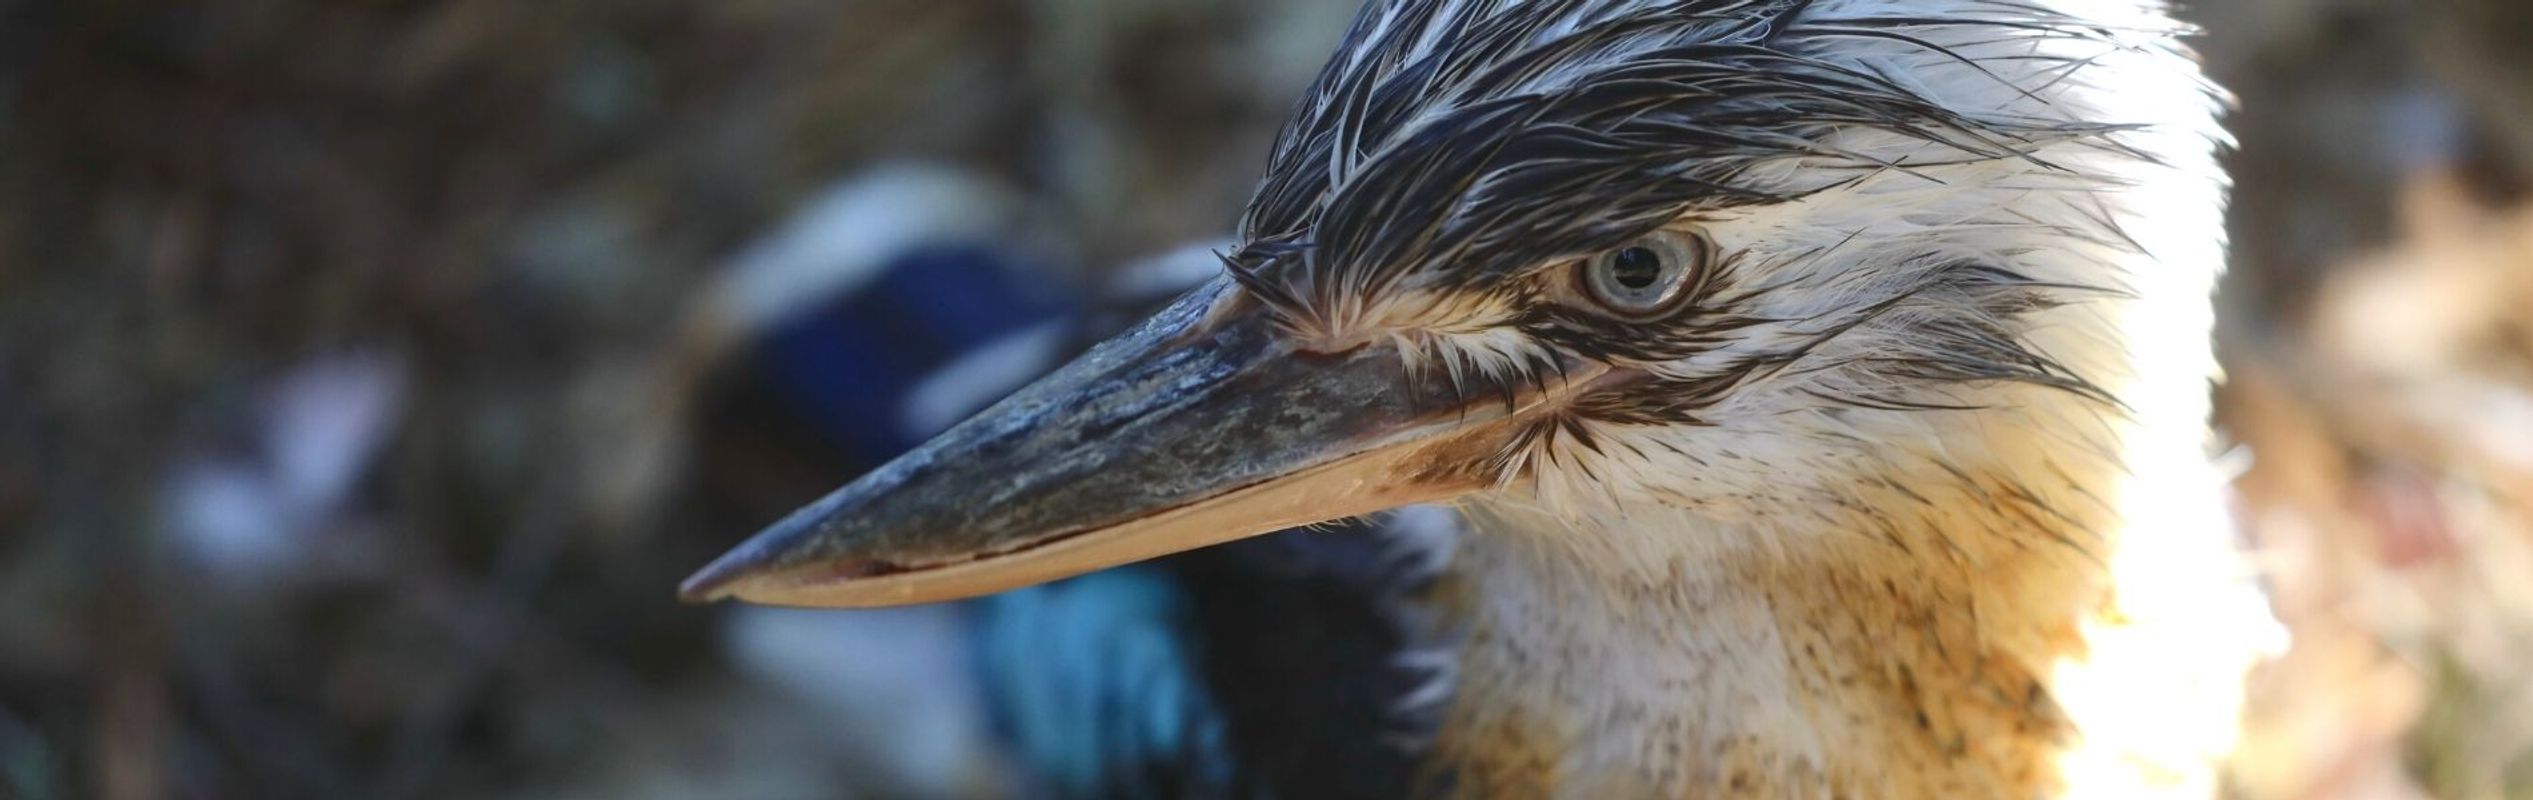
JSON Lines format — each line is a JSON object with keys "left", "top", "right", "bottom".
{"left": 1426, "top": 405, "right": 2271, "bottom": 799}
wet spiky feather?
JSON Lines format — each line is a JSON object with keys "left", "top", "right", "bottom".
{"left": 1231, "top": 0, "right": 2133, "bottom": 337}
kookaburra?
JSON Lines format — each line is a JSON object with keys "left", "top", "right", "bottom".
{"left": 683, "top": 0, "right": 2276, "bottom": 797}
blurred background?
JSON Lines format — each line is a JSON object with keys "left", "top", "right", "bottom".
{"left": 1, "top": 0, "right": 2528, "bottom": 797}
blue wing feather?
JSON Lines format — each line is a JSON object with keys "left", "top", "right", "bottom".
{"left": 974, "top": 568, "right": 1239, "bottom": 799}
{"left": 973, "top": 519, "right": 1449, "bottom": 799}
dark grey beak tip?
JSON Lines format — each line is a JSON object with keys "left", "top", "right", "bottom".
{"left": 681, "top": 518, "right": 903, "bottom": 605}
{"left": 676, "top": 552, "right": 754, "bottom": 604}
{"left": 678, "top": 530, "right": 797, "bottom": 604}
{"left": 681, "top": 480, "right": 878, "bottom": 604}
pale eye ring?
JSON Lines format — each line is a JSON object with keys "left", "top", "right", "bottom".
{"left": 1578, "top": 231, "right": 1706, "bottom": 317}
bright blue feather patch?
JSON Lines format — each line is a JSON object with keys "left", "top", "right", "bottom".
{"left": 972, "top": 570, "right": 1234, "bottom": 799}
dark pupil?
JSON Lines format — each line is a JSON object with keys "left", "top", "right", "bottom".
{"left": 1610, "top": 247, "right": 1665, "bottom": 290}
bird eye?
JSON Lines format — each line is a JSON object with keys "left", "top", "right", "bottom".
{"left": 1578, "top": 232, "right": 1703, "bottom": 317}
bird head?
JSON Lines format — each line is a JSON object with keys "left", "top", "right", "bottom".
{"left": 682, "top": 0, "right": 2225, "bottom": 607}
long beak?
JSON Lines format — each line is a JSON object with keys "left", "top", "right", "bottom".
{"left": 679, "top": 278, "right": 1552, "bottom": 608}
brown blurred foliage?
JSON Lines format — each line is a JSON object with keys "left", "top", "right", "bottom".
{"left": 2206, "top": 1, "right": 2533, "bottom": 797}
{"left": 0, "top": 1, "right": 1345, "bottom": 796}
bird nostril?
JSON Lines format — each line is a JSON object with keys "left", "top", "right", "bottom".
{"left": 1291, "top": 340, "right": 1375, "bottom": 360}
{"left": 815, "top": 558, "right": 907, "bottom": 582}
{"left": 1282, "top": 329, "right": 1382, "bottom": 359}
